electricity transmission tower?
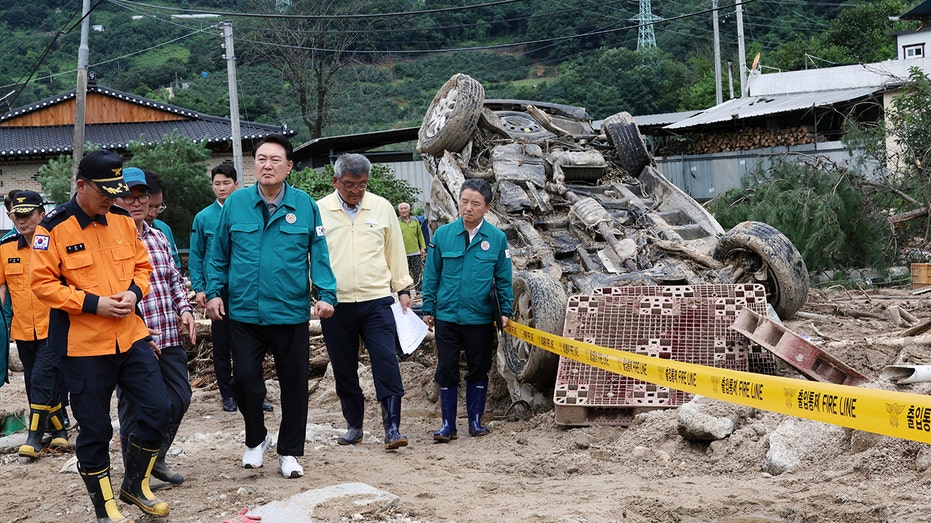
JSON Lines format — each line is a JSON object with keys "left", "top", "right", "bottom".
{"left": 632, "top": 0, "right": 662, "bottom": 50}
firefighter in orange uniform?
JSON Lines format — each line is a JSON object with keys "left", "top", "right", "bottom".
{"left": 31, "top": 150, "right": 171, "bottom": 521}
{"left": 0, "top": 191, "right": 68, "bottom": 459}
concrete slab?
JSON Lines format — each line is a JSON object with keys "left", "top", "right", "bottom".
{"left": 248, "top": 482, "right": 399, "bottom": 522}
{"left": 0, "top": 430, "right": 25, "bottom": 453}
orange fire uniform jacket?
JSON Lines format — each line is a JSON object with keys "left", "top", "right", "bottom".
{"left": 30, "top": 199, "right": 152, "bottom": 357}
{"left": 0, "top": 232, "right": 50, "bottom": 341}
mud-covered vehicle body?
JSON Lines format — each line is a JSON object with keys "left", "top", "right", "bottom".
{"left": 417, "top": 74, "right": 810, "bottom": 409}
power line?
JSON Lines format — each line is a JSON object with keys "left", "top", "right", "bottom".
{"left": 6, "top": 0, "right": 110, "bottom": 109}
{"left": 111, "top": 0, "right": 529, "bottom": 19}
{"left": 0, "top": 30, "right": 204, "bottom": 92}
{"left": 228, "top": 5, "right": 605, "bottom": 36}
{"left": 232, "top": 0, "right": 759, "bottom": 55}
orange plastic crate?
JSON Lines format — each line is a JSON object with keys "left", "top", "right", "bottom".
{"left": 912, "top": 263, "right": 931, "bottom": 290}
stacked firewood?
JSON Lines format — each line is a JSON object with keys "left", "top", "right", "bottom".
{"left": 655, "top": 126, "right": 815, "bottom": 156}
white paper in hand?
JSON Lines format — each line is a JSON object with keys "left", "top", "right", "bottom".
{"left": 391, "top": 301, "right": 430, "bottom": 354}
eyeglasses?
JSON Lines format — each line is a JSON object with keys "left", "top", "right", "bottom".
{"left": 120, "top": 194, "right": 151, "bottom": 204}
{"left": 156, "top": 203, "right": 167, "bottom": 214}
{"left": 338, "top": 179, "right": 368, "bottom": 191}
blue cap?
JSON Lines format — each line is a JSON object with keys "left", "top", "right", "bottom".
{"left": 122, "top": 167, "right": 150, "bottom": 191}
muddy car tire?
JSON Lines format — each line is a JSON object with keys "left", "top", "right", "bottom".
{"left": 494, "top": 110, "right": 555, "bottom": 142}
{"left": 498, "top": 271, "right": 567, "bottom": 398}
{"left": 603, "top": 111, "right": 652, "bottom": 177}
{"left": 713, "top": 221, "right": 810, "bottom": 319}
{"left": 417, "top": 74, "right": 485, "bottom": 156}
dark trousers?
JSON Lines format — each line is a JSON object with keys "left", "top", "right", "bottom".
{"left": 63, "top": 340, "right": 169, "bottom": 471}
{"left": 211, "top": 316, "right": 234, "bottom": 400}
{"left": 18, "top": 338, "right": 68, "bottom": 408}
{"left": 229, "top": 320, "right": 309, "bottom": 456}
{"left": 433, "top": 319, "right": 497, "bottom": 387}
{"left": 321, "top": 296, "right": 404, "bottom": 403}
{"left": 118, "top": 345, "right": 192, "bottom": 448}
{"left": 406, "top": 254, "right": 424, "bottom": 291}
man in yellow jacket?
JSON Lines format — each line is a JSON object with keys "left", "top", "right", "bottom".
{"left": 319, "top": 153, "right": 414, "bottom": 451}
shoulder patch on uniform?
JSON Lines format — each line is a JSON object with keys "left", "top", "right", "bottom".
{"left": 315, "top": 225, "right": 325, "bottom": 237}
{"left": 428, "top": 242, "right": 435, "bottom": 249}
{"left": 33, "top": 235, "right": 50, "bottom": 250}
{"left": 505, "top": 249, "right": 511, "bottom": 258}
{"left": 39, "top": 204, "right": 71, "bottom": 230}
{"left": 0, "top": 234, "right": 19, "bottom": 246}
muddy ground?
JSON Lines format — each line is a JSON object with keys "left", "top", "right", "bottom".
{"left": 3, "top": 286, "right": 931, "bottom": 522}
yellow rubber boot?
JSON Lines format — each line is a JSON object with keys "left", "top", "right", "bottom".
{"left": 119, "top": 438, "right": 170, "bottom": 517}
{"left": 47, "top": 403, "right": 70, "bottom": 450}
{"left": 79, "top": 465, "right": 135, "bottom": 523}
{"left": 18, "top": 404, "right": 51, "bottom": 459}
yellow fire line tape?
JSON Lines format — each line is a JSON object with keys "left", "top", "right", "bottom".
{"left": 503, "top": 321, "right": 931, "bottom": 444}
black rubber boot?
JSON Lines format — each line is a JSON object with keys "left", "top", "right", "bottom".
{"left": 79, "top": 464, "right": 133, "bottom": 523}
{"left": 337, "top": 396, "right": 364, "bottom": 445}
{"left": 433, "top": 386, "right": 458, "bottom": 443}
{"left": 19, "top": 404, "right": 50, "bottom": 458}
{"left": 381, "top": 395, "right": 409, "bottom": 450}
{"left": 47, "top": 403, "right": 70, "bottom": 450}
{"left": 466, "top": 380, "right": 491, "bottom": 437}
{"left": 151, "top": 423, "right": 184, "bottom": 485}
{"left": 119, "top": 438, "right": 170, "bottom": 517}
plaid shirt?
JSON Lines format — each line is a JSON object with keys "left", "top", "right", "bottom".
{"left": 139, "top": 222, "right": 192, "bottom": 349}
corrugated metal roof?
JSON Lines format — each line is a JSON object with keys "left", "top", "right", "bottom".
{"left": 634, "top": 110, "right": 701, "bottom": 128}
{"left": 901, "top": 0, "right": 931, "bottom": 20}
{"left": 664, "top": 88, "right": 880, "bottom": 130}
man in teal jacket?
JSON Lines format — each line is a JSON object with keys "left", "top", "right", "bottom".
{"left": 422, "top": 178, "right": 513, "bottom": 442}
{"left": 189, "top": 163, "right": 245, "bottom": 413}
{"left": 205, "top": 134, "right": 337, "bottom": 479}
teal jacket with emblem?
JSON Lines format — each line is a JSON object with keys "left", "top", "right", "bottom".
{"left": 204, "top": 183, "right": 337, "bottom": 324}
{"left": 421, "top": 217, "right": 513, "bottom": 325}
{"left": 189, "top": 200, "right": 222, "bottom": 295}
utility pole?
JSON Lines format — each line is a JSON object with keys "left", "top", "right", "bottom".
{"left": 712, "top": 0, "right": 722, "bottom": 105}
{"left": 71, "top": 0, "right": 91, "bottom": 196}
{"left": 727, "top": 61, "right": 735, "bottom": 99}
{"left": 736, "top": 0, "right": 747, "bottom": 97}
{"left": 222, "top": 21, "right": 244, "bottom": 187}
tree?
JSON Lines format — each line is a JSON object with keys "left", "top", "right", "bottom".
{"left": 238, "top": 0, "right": 398, "bottom": 138}
{"left": 819, "top": 0, "right": 909, "bottom": 64}
{"left": 708, "top": 70, "right": 931, "bottom": 272}
{"left": 125, "top": 132, "right": 214, "bottom": 248}
{"left": 844, "top": 68, "right": 931, "bottom": 243}
{"left": 767, "top": 0, "right": 911, "bottom": 71}
{"left": 290, "top": 163, "right": 419, "bottom": 207}
{"left": 514, "top": 47, "right": 688, "bottom": 118}
{"left": 36, "top": 154, "right": 74, "bottom": 204}
{"left": 707, "top": 157, "right": 893, "bottom": 272}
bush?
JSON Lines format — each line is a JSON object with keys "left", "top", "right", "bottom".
{"left": 708, "top": 156, "right": 894, "bottom": 272}
{"left": 125, "top": 132, "right": 214, "bottom": 248}
{"left": 290, "top": 163, "right": 420, "bottom": 208}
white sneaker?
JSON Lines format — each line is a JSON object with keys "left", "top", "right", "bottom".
{"left": 279, "top": 455, "right": 304, "bottom": 478}
{"left": 242, "top": 433, "right": 273, "bottom": 469}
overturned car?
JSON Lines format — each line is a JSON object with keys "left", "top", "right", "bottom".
{"left": 417, "top": 74, "right": 810, "bottom": 409}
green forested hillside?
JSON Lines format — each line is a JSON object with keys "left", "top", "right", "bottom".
{"left": 0, "top": 0, "right": 915, "bottom": 144}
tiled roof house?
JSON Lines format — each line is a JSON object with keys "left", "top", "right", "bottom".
{"left": 0, "top": 82, "right": 293, "bottom": 195}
